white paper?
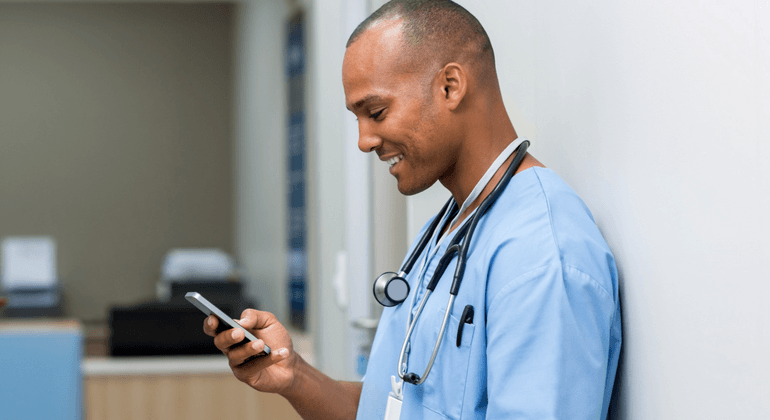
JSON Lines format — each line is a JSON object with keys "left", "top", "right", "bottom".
{"left": 160, "top": 248, "right": 235, "bottom": 282}
{"left": 1, "top": 236, "right": 57, "bottom": 289}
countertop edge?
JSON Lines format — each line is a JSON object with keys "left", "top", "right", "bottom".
{"left": 82, "top": 356, "right": 232, "bottom": 376}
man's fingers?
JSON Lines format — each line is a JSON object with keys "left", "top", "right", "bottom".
{"left": 238, "top": 308, "right": 278, "bottom": 331}
{"left": 231, "top": 346, "right": 291, "bottom": 375}
{"left": 213, "top": 327, "right": 246, "bottom": 352}
{"left": 271, "top": 347, "right": 290, "bottom": 362}
{"left": 228, "top": 339, "right": 269, "bottom": 367}
{"left": 203, "top": 315, "right": 219, "bottom": 337}
{"left": 237, "top": 316, "right": 254, "bottom": 329}
{"left": 258, "top": 347, "right": 290, "bottom": 368}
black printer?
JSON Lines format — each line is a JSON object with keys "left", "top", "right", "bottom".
{"left": 109, "top": 281, "right": 256, "bottom": 357}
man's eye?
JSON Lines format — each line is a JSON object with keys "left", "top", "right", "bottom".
{"left": 370, "top": 109, "right": 384, "bottom": 120}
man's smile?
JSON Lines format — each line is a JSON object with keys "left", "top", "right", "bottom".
{"left": 386, "top": 154, "right": 403, "bottom": 168}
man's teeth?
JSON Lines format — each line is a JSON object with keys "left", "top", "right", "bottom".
{"left": 387, "top": 155, "right": 403, "bottom": 167}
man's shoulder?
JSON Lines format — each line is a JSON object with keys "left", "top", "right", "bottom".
{"left": 482, "top": 166, "right": 597, "bottom": 244}
{"left": 481, "top": 167, "right": 617, "bottom": 298}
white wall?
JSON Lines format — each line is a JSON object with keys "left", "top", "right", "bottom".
{"left": 304, "top": 0, "right": 408, "bottom": 380}
{"left": 304, "top": 0, "right": 351, "bottom": 378}
{"left": 405, "top": 1, "right": 769, "bottom": 418}
{"left": 233, "top": 0, "right": 291, "bottom": 320}
{"left": 233, "top": 0, "right": 381, "bottom": 379}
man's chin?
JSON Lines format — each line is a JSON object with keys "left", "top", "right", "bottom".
{"left": 396, "top": 177, "right": 435, "bottom": 196}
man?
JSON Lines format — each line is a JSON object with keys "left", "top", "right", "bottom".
{"left": 204, "top": 1, "right": 621, "bottom": 419}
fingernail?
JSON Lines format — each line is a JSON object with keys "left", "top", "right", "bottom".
{"left": 251, "top": 341, "right": 261, "bottom": 350}
{"left": 278, "top": 348, "right": 289, "bottom": 357}
{"left": 231, "top": 330, "right": 240, "bottom": 339}
{"left": 207, "top": 317, "right": 214, "bottom": 327}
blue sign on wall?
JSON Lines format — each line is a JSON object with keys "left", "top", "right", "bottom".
{"left": 286, "top": 13, "right": 306, "bottom": 330}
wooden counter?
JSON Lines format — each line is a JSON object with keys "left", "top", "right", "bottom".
{"left": 83, "top": 356, "right": 302, "bottom": 420}
{"left": 82, "top": 328, "right": 314, "bottom": 420}
{"left": 3, "top": 320, "right": 312, "bottom": 419}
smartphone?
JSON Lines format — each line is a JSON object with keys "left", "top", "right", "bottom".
{"left": 185, "top": 292, "right": 271, "bottom": 355}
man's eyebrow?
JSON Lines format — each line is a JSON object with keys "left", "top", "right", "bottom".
{"left": 347, "top": 94, "right": 384, "bottom": 111}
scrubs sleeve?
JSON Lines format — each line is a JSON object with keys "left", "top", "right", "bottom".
{"left": 486, "top": 263, "right": 616, "bottom": 420}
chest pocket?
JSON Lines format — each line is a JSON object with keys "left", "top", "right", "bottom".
{"left": 405, "top": 307, "right": 476, "bottom": 420}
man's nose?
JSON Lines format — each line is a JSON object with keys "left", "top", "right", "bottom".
{"left": 357, "top": 122, "right": 381, "bottom": 153}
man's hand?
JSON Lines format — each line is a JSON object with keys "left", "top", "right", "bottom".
{"left": 203, "top": 309, "right": 295, "bottom": 394}
{"left": 204, "top": 308, "right": 362, "bottom": 419}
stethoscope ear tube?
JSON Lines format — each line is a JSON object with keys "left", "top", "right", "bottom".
{"left": 395, "top": 140, "right": 530, "bottom": 386}
{"left": 399, "top": 293, "right": 457, "bottom": 385}
{"left": 426, "top": 243, "right": 463, "bottom": 292}
{"left": 372, "top": 199, "right": 455, "bottom": 307}
{"left": 450, "top": 140, "right": 530, "bottom": 295}
{"left": 398, "top": 199, "right": 454, "bottom": 276}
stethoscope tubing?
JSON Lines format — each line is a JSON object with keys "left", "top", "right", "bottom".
{"left": 397, "top": 140, "right": 530, "bottom": 385}
{"left": 452, "top": 140, "right": 530, "bottom": 292}
{"left": 399, "top": 197, "right": 456, "bottom": 276}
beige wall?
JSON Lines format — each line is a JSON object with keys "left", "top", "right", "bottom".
{"left": 0, "top": 4, "right": 234, "bottom": 321}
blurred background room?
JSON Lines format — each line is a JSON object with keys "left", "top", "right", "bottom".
{"left": 0, "top": 0, "right": 768, "bottom": 419}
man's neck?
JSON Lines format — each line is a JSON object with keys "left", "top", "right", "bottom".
{"left": 439, "top": 151, "right": 544, "bottom": 238}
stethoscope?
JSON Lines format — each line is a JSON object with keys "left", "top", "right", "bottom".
{"left": 372, "top": 139, "right": 530, "bottom": 386}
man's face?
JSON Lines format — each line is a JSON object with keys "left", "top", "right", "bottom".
{"left": 342, "top": 20, "right": 460, "bottom": 195}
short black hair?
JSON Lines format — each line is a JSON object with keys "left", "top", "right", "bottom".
{"left": 347, "top": 0, "right": 495, "bottom": 80}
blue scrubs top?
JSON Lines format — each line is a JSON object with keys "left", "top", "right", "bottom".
{"left": 357, "top": 167, "right": 621, "bottom": 420}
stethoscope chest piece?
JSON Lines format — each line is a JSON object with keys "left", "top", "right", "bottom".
{"left": 373, "top": 272, "right": 410, "bottom": 307}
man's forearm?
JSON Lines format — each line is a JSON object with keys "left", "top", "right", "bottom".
{"left": 280, "top": 355, "right": 362, "bottom": 420}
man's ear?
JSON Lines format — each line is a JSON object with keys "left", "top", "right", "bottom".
{"left": 439, "top": 63, "right": 467, "bottom": 111}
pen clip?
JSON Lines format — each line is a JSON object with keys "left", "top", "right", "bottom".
{"left": 456, "top": 304, "right": 474, "bottom": 347}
